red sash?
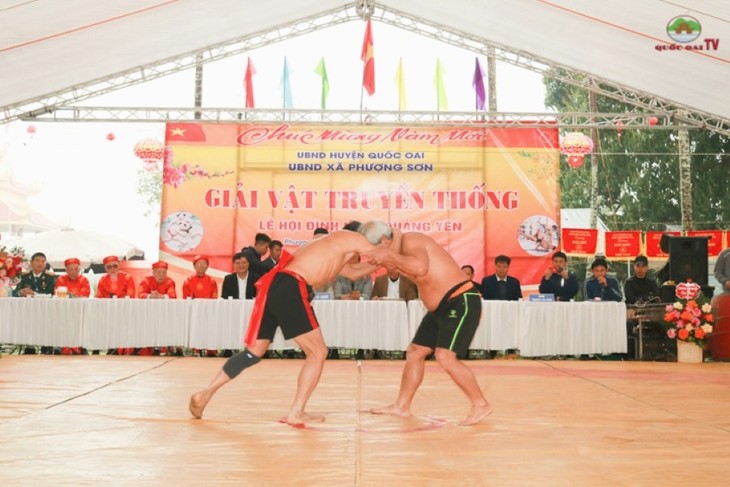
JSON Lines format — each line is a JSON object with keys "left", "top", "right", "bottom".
{"left": 244, "top": 250, "right": 294, "bottom": 347}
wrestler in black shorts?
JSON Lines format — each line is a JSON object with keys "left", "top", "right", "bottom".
{"left": 412, "top": 281, "right": 482, "bottom": 359}
{"left": 257, "top": 271, "right": 320, "bottom": 342}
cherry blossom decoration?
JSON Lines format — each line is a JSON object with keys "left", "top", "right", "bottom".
{"left": 559, "top": 132, "right": 594, "bottom": 168}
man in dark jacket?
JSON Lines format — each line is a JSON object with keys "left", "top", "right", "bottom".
{"left": 481, "top": 255, "right": 522, "bottom": 301}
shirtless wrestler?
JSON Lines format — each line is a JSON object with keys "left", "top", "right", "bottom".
{"left": 359, "top": 221, "right": 492, "bottom": 426}
{"left": 189, "top": 230, "right": 377, "bottom": 425}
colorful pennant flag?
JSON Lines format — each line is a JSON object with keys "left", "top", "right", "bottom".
{"left": 280, "top": 57, "right": 293, "bottom": 109}
{"left": 472, "top": 57, "right": 486, "bottom": 111}
{"left": 361, "top": 19, "right": 375, "bottom": 96}
{"left": 395, "top": 57, "right": 406, "bottom": 111}
{"left": 434, "top": 58, "right": 447, "bottom": 111}
{"left": 244, "top": 57, "right": 256, "bottom": 108}
{"left": 314, "top": 57, "right": 330, "bottom": 109}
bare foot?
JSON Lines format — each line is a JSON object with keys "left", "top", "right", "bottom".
{"left": 283, "top": 411, "right": 326, "bottom": 426}
{"left": 459, "top": 403, "right": 493, "bottom": 426}
{"left": 189, "top": 391, "right": 211, "bottom": 419}
{"left": 369, "top": 403, "right": 411, "bottom": 418}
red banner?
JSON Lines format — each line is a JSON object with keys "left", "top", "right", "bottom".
{"left": 645, "top": 231, "right": 680, "bottom": 258}
{"left": 561, "top": 228, "right": 597, "bottom": 255}
{"left": 687, "top": 230, "right": 723, "bottom": 257}
{"left": 604, "top": 231, "right": 641, "bottom": 258}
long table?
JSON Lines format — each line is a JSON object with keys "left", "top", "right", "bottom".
{"left": 0, "top": 298, "right": 626, "bottom": 356}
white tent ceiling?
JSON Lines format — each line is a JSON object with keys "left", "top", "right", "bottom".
{"left": 1, "top": 0, "right": 728, "bottom": 124}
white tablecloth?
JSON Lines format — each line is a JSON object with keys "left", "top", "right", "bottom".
{"left": 408, "top": 300, "right": 626, "bottom": 356}
{"left": 0, "top": 297, "right": 626, "bottom": 355}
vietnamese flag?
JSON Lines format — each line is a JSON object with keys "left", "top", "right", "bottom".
{"left": 244, "top": 57, "right": 256, "bottom": 108}
{"left": 361, "top": 19, "right": 375, "bottom": 96}
{"left": 165, "top": 123, "right": 206, "bottom": 142}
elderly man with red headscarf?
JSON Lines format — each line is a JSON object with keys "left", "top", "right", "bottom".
{"left": 96, "top": 255, "right": 136, "bottom": 299}
{"left": 182, "top": 255, "right": 218, "bottom": 299}
{"left": 138, "top": 261, "right": 177, "bottom": 299}
{"left": 183, "top": 255, "right": 219, "bottom": 356}
{"left": 54, "top": 257, "right": 91, "bottom": 354}
{"left": 54, "top": 258, "right": 91, "bottom": 298}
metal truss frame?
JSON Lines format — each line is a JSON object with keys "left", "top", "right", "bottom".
{"left": 6, "top": 2, "right": 728, "bottom": 136}
{"left": 42, "top": 106, "right": 690, "bottom": 132}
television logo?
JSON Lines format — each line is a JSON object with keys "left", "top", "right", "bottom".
{"left": 666, "top": 16, "right": 701, "bottom": 43}
{"left": 655, "top": 15, "right": 719, "bottom": 52}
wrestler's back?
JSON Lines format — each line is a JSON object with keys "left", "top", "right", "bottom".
{"left": 401, "top": 233, "right": 468, "bottom": 311}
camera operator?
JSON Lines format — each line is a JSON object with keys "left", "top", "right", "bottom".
{"left": 538, "top": 251, "right": 578, "bottom": 301}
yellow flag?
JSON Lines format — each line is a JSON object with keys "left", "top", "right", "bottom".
{"left": 395, "top": 57, "right": 406, "bottom": 111}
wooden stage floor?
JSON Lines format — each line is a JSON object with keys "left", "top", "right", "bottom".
{"left": 1, "top": 355, "right": 729, "bottom": 485}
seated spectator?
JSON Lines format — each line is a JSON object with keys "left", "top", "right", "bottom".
{"left": 183, "top": 255, "right": 219, "bottom": 357}
{"left": 221, "top": 252, "right": 258, "bottom": 300}
{"left": 138, "top": 261, "right": 177, "bottom": 299}
{"left": 220, "top": 252, "right": 259, "bottom": 357}
{"left": 371, "top": 268, "right": 418, "bottom": 301}
{"left": 53, "top": 257, "right": 91, "bottom": 355}
{"left": 539, "top": 251, "right": 579, "bottom": 301}
{"left": 334, "top": 254, "right": 373, "bottom": 300}
{"left": 461, "top": 264, "right": 483, "bottom": 295}
{"left": 584, "top": 257, "right": 623, "bottom": 302}
{"left": 55, "top": 258, "right": 91, "bottom": 298}
{"left": 263, "top": 240, "right": 283, "bottom": 269}
{"left": 182, "top": 255, "right": 218, "bottom": 299}
{"left": 96, "top": 255, "right": 136, "bottom": 355}
{"left": 481, "top": 255, "right": 523, "bottom": 301}
{"left": 14, "top": 252, "right": 56, "bottom": 354}
{"left": 624, "top": 255, "right": 659, "bottom": 304}
{"left": 96, "top": 256, "right": 135, "bottom": 298}
{"left": 14, "top": 251, "right": 56, "bottom": 297}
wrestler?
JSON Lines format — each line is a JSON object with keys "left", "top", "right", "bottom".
{"left": 359, "top": 221, "right": 492, "bottom": 426}
{"left": 189, "top": 230, "right": 378, "bottom": 425}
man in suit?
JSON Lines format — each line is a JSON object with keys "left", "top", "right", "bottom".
{"left": 262, "top": 240, "right": 282, "bottom": 270}
{"left": 221, "top": 252, "right": 259, "bottom": 300}
{"left": 481, "top": 255, "right": 522, "bottom": 301}
{"left": 371, "top": 268, "right": 418, "bottom": 301}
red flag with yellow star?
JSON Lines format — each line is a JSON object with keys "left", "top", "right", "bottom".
{"left": 361, "top": 19, "right": 375, "bottom": 96}
{"left": 165, "top": 123, "right": 206, "bottom": 142}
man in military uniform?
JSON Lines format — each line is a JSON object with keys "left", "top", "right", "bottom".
{"left": 14, "top": 252, "right": 56, "bottom": 354}
{"left": 14, "top": 251, "right": 56, "bottom": 298}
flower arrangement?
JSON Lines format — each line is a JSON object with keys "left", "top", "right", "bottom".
{"left": 0, "top": 245, "right": 26, "bottom": 287}
{"left": 663, "top": 280, "right": 714, "bottom": 349}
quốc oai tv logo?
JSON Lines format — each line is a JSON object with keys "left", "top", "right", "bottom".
{"left": 655, "top": 15, "right": 720, "bottom": 52}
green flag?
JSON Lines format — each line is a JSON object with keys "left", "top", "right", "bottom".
{"left": 314, "top": 57, "right": 330, "bottom": 109}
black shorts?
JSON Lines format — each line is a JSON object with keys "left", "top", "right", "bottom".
{"left": 412, "top": 281, "right": 482, "bottom": 358}
{"left": 257, "top": 272, "right": 320, "bottom": 342}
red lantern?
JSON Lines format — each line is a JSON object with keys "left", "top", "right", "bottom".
{"left": 26, "top": 125, "right": 37, "bottom": 135}
{"left": 133, "top": 139, "right": 164, "bottom": 171}
{"left": 106, "top": 132, "right": 116, "bottom": 141}
{"left": 616, "top": 120, "right": 624, "bottom": 140}
{"left": 648, "top": 116, "right": 658, "bottom": 126}
{"left": 559, "top": 132, "right": 594, "bottom": 168}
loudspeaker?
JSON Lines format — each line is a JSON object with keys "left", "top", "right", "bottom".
{"left": 669, "top": 236, "right": 709, "bottom": 285}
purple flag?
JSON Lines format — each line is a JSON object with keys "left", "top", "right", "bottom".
{"left": 472, "top": 57, "right": 486, "bottom": 111}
